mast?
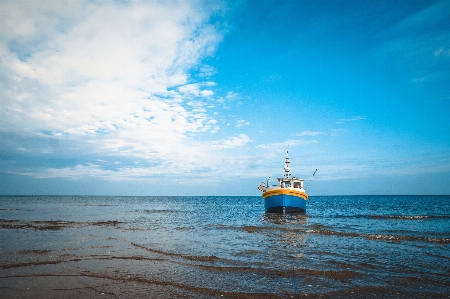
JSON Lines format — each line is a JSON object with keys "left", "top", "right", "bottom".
{"left": 284, "top": 151, "right": 291, "bottom": 179}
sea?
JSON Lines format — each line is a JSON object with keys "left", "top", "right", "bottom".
{"left": 0, "top": 195, "right": 449, "bottom": 298}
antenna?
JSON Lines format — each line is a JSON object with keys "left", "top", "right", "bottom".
{"left": 305, "top": 169, "right": 317, "bottom": 190}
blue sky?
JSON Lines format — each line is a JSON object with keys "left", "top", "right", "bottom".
{"left": 1, "top": 0, "right": 449, "bottom": 195}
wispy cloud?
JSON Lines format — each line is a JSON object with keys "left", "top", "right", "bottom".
{"left": 296, "top": 131, "right": 326, "bottom": 137}
{"left": 236, "top": 119, "right": 250, "bottom": 127}
{"left": 208, "top": 134, "right": 251, "bottom": 149}
{"left": 256, "top": 139, "right": 317, "bottom": 150}
{"left": 225, "top": 91, "right": 238, "bottom": 99}
{"left": 336, "top": 116, "right": 366, "bottom": 124}
{"left": 330, "top": 128, "right": 348, "bottom": 136}
{"left": 434, "top": 47, "right": 450, "bottom": 57}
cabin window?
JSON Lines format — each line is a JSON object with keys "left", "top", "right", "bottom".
{"left": 294, "top": 182, "right": 300, "bottom": 188}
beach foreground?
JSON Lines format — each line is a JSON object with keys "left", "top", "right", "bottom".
{"left": 1, "top": 196, "right": 449, "bottom": 298}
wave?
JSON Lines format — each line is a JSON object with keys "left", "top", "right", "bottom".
{"left": 369, "top": 215, "right": 450, "bottom": 220}
{"left": 131, "top": 242, "right": 222, "bottom": 263}
{"left": 0, "top": 219, "right": 125, "bottom": 230}
{"left": 364, "top": 234, "right": 450, "bottom": 244}
{"left": 330, "top": 214, "right": 450, "bottom": 220}
{"left": 307, "top": 229, "right": 450, "bottom": 244}
{"left": 238, "top": 225, "right": 450, "bottom": 245}
{"left": 131, "top": 242, "right": 362, "bottom": 282}
{"left": 141, "top": 209, "right": 182, "bottom": 213}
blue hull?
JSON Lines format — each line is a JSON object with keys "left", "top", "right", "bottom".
{"left": 264, "top": 194, "right": 306, "bottom": 213}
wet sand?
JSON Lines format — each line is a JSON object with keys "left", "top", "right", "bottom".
{"left": 1, "top": 219, "right": 448, "bottom": 298}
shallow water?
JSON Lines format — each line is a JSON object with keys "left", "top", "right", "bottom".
{"left": 0, "top": 195, "right": 449, "bottom": 298}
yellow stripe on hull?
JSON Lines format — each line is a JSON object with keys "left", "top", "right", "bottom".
{"left": 262, "top": 188, "right": 308, "bottom": 200}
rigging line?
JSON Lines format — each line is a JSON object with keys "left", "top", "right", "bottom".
{"left": 305, "top": 169, "right": 317, "bottom": 190}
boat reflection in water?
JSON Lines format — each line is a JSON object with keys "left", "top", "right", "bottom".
{"left": 261, "top": 213, "right": 309, "bottom": 259}
{"left": 262, "top": 212, "right": 308, "bottom": 225}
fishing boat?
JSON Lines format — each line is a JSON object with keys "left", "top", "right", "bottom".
{"left": 258, "top": 151, "right": 309, "bottom": 213}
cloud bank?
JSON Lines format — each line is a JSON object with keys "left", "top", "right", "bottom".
{"left": 0, "top": 0, "right": 243, "bottom": 180}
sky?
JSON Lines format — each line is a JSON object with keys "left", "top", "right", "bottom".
{"left": 1, "top": 0, "right": 449, "bottom": 196}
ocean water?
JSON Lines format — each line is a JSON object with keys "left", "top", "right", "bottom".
{"left": 0, "top": 195, "right": 449, "bottom": 298}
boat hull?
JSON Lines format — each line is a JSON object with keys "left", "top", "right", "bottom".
{"left": 263, "top": 189, "right": 307, "bottom": 213}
